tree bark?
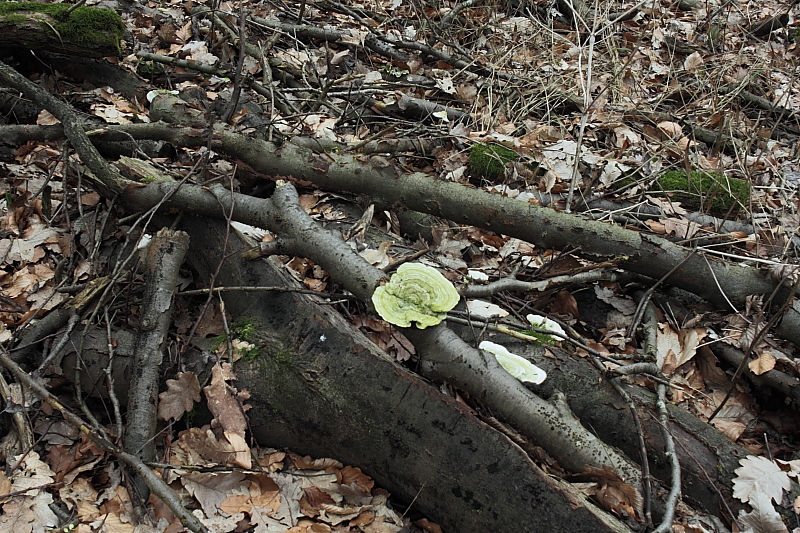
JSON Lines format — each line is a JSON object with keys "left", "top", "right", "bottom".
{"left": 125, "top": 228, "right": 190, "bottom": 499}
{"left": 177, "top": 215, "right": 635, "bottom": 533}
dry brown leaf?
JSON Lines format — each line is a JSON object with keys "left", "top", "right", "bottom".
{"left": 193, "top": 303, "right": 228, "bottom": 338}
{"left": 385, "top": 329, "right": 415, "bottom": 362}
{"left": 733, "top": 455, "right": 791, "bottom": 504}
{"left": 219, "top": 493, "right": 251, "bottom": 515}
{"left": 657, "top": 323, "right": 681, "bottom": 373}
{"left": 36, "top": 109, "right": 60, "bottom": 125}
{"left": 662, "top": 217, "right": 701, "bottom": 239}
{"left": 292, "top": 455, "right": 343, "bottom": 470}
{"left": 0, "top": 471, "right": 10, "bottom": 503}
{"left": 566, "top": 465, "right": 643, "bottom": 520}
{"left": 683, "top": 51, "right": 704, "bottom": 71}
{"left": 738, "top": 490, "right": 789, "bottom": 533}
{"left": 695, "top": 346, "right": 729, "bottom": 389}
{"left": 250, "top": 474, "right": 281, "bottom": 513}
{"left": 158, "top": 372, "right": 201, "bottom": 421}
{"left": 257, "top": 450, "right": 287, "bottom": 471}
{"left": 303, "top": 486, "right": 336, "bottom": 509}
{"left": 349, "top": 512, "right": 375, "bottom": 527}
{"left": 80, "top": 192, "right": 101, "bottom": 206}
{"left": 415, "top": 518, "right": 444, "bottom": 533}
{"left": 203, "top": 362, "right": 250, "bottom": 467}
{"left": 93, "top": 512, "right": 135, "bottom": 533}
{"left": 748, "top": 352, "right": 776, "bottom": 376}
{"left": 596, "top": 483, "right": 637, "bottom": 519}
{"left": 182, "top": 471, "right": 248, "bottom": 518}
{"left": 174, "top": 427, "right": 237, "bottom": 467}
{"left": 657, "top": 121, "right": 682, "bottom": 138}
{"left": 551, "top": 289, "right": 579, "bottom": 317}
{"left": 645, "top": 219, "right": 667, "bottom": 234}
{"left": 339, "top": 466, "right": 374, "bottom": 494}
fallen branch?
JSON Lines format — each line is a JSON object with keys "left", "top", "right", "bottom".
{"left": 0, "top": 350, "right": 209, "bottom": 533}
{"left": 125, "top": 228, "right": 190, "bottom": 500}
{"left": 15, "top": 119, "right": 794, "bottom": 347}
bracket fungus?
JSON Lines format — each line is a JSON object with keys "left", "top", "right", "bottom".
{"left": 479, "top": 341, "right": 547, "bottom": 384}
{"left": 372, "top": 263, "right": 460, "bottom": 328}
{"left": 526, "top": 314, "right": 566, "bottom": 343}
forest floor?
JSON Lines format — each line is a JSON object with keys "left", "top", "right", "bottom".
{"left": 2, "top": 0, "right": 800, "bottom": 532}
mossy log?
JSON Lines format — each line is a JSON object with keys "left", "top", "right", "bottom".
{"left": 0, "top": 2, "right": 123, "bottom": 58}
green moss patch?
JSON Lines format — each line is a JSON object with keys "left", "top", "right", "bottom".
{"left": 232, "top": 318, "right": 258, "bottom": 341}
{"left": 518, "top": 329, "right": 560, "bottom": 345}
{"left": 0, "top": 2, "right": 124, "bottom": 53}
{"left": 469, "top": 143, "right": 519, "bottom": 181}
{"left": 651, "top": 170, "right": 749, "bottom": 216}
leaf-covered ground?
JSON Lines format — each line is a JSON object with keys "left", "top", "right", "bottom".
{"left": 2, "top": 0, "right": 800, "bottom": 531}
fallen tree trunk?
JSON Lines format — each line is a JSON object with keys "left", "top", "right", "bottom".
{"left": 175, "top": 213, "right": 753, "bottom": 528}
{"left": 177, "top": 215, "right": 634, "bottom": 533}
{"left": 57, "top": 212, "right": 754, "bottom": 529}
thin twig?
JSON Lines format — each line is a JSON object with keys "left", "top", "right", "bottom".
{"left": 178, "top": 285, "right": 359, "bottom": 300}
{"left": 626, "top": 248, "right": 698, "bottom": 339}
{"left": 651, "top": 383, "right": 680, "bottom": 533}
{"left": 104, "top": 308, "right": 124, "bottom": 440}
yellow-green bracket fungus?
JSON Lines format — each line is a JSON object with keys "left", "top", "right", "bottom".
{"left": 479, "top": 341, "right": 547, "bottom": 384}
{"left": 371, "top": 263, "right": 460, "bottom": 329}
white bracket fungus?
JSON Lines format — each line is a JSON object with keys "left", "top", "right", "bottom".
{"left": 479, "top": 341, "right": 547, "bottom": 384}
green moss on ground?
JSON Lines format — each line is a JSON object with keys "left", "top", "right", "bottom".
{"left": 653, "top": 170, "right": 749, "bottom": 215}
{"left": 469, "top": 143, "right": 519, "bottom": 181}
{"left": 0, "top": 2, "right": 124, "bottom": 53}
{"left": 208, "top": 319, "right": 263, "bottom": 361}
{"left": 137, "top": 61, "right": 166, "bottom": 76}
